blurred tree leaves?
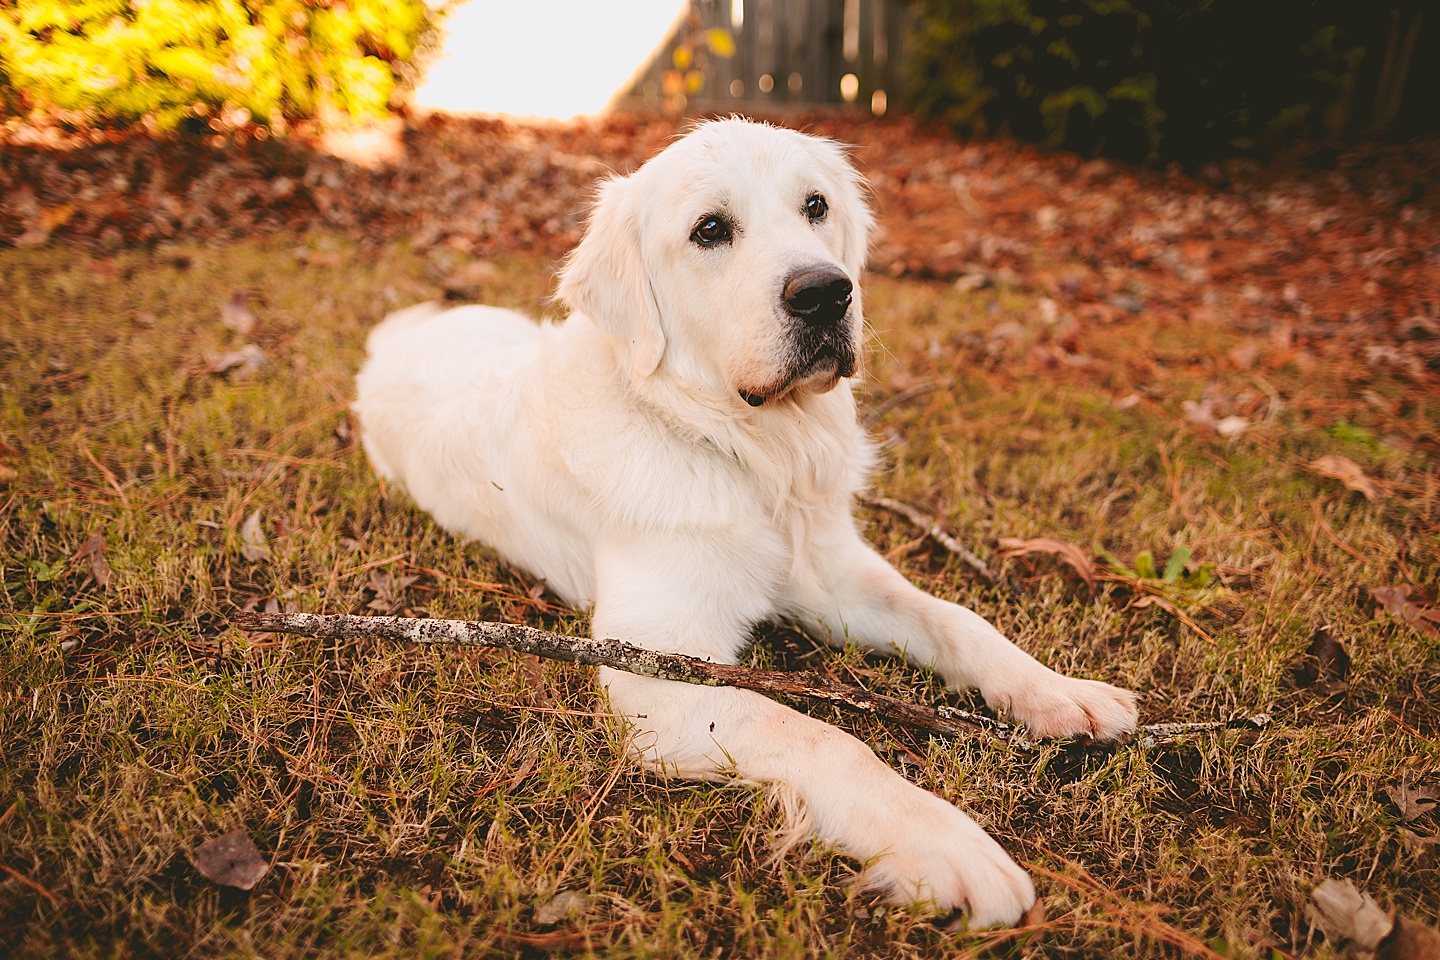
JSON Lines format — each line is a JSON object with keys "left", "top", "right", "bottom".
{"left": 908, "top": 0, "right": 1435, "bottom": 163}
{"left": 0, "top": 0, "right": 443, "bottom": 133}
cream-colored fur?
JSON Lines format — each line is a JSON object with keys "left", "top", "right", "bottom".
{"left": 353, "top": 119, "right": 1138, "bottom": 927}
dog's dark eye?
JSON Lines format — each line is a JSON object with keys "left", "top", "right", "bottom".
{"left": 690, "top": 215, "right": 732, "bottom": 246}
{"left": 806, "top": 194, "right": 828, "bottom": 221}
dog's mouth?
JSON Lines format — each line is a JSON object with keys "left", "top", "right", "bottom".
{"left": 797, "top": 342, "right": 848, "bottom": 380}
{"left": 738, "top": 333, "right": 856, "bottom": 407}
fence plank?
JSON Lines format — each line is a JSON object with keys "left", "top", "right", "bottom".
{"left": 614, "top": 0, "right": 907, "bottom": 112}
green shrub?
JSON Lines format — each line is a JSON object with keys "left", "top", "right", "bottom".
{"left": 908, "top": 0, "right": 1435, "bottom": 163}
{"left": 0, "top": 0, "right": 442, "bottom": 132}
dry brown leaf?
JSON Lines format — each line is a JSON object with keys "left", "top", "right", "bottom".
{"left": 1021, "top": 898, "right": 1048, "bottom": 930}
{"left": 1399, "top": 315, "right": 1440, "bottom": 341}
{"left": 0, "top": 438, "right": 17, "bottom": 484}
{"left": 477, "top": 750, "right": 539, "bottom": 801}
{"left": 220, "top": 291, "right": 257, "bottom": 334}
{"left": 1182, "top": 398, "right": 1218, "bottom": 427}
{"left": 533, "top": 889, "right": 591, "bottom": 927}
{"left": 1380, "top": 916, "right": 1440, "bottom": 960}
{"left": 1215, "top": 415, "right": 1249, "bottom": 437}
{"left": 193, "top": 828, "right": 270, "bottom": 891}
{"left": 998, "top": 537, "right": 1097, "bottom": 590}
{"left": 1310, "top": 454, "right": 1379, "bottom": 500}
{"left": 1289, "top": 626, "right": 1350, "bottom": 695}
{"left": 295, "top": 247, "right": 342, "bottom": 267}
{"left": 206, "top": 343, "right": 268, "bottom": 377}
{"left": 501, "top": 920, "right": 629, "bottom": 951}
{"left": 39, "top": 203, "right": 77, "bottom": 232}
{"left": 366, "top": 568, "right": 418, "bottom": 612}
{"left": 442, "top": 260, "right": 502, "bottom": 300}
{"left": 1401, "top": 828, "right": 1440, "bottom": 861}
{"left": 1372, "top": 586, "right": 1440, "bottom": 637}
{"left": 239, "top": 510, "right": 269, "bottom": 561}
{"left": 74, "top": 531, "right": 112, "bottom": 590}
{"left": 1387, "top": 782, "right": 1440, "bottom": 824}
{"left": 520, "top": 654, "right": 550, "bottom": 706}
{"left": 1306, "top": 878, "right": 1393, "bottom": 953}
{"left": 1306, "top": 878, "right": 1440, "bottom": 960}
{"left": 1228, "top": 340, "right": 1261, "bottom": 368}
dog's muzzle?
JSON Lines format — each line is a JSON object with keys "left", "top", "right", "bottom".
{"left": 784, "top": 264, "right": 858, "bottom": 382}
{"left": 783, "top": 265, "right": 853, "bottom": 329}
{"left": 737, "top": 265, "right": 857, "bottom": 408}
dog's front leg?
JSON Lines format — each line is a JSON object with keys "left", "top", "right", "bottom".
{"left": 793, "top": 526, "right": 1138, "bottom": 741}
{"left": 591, "top": 540, "right": 1037, "bottom": 927}
{"left": 600, "top": 672, "right": 1036, "bottom": 925}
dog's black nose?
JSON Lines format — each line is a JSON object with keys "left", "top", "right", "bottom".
{"left": 783, "top": 265, "right": 853, "bottom": 327}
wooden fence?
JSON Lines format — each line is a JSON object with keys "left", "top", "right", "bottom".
{"left": 615, "top": 0, "right": 911, "bottom": 114}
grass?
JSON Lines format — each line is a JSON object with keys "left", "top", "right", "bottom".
{"left": 1, "top": 235, "right": 1437, "bottom": 958}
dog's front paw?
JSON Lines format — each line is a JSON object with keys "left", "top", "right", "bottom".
{"left": 991, "top": 672, "right": 1138, "bottom": 741}
{"left": 860, "top": 790, "right": 1036, "bottom": 928}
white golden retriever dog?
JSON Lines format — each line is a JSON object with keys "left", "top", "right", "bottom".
{"left": 353, "top": 119, "right": 1137, "bottom": 927}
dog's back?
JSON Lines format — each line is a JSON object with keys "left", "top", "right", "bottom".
{"left": 356, "top": 303, "right": 537, "bottom": 482}
{"left": 354, "top": 304, "right": 603, "bottom": 598}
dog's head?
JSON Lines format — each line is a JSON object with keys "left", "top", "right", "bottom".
{"left": 557, "top": 119, "right": 873, "bottom": 408}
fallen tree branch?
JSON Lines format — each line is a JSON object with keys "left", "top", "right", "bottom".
{"left": 235, "top": 610, "right": 1005, "bottom": 741}
{"left": 231, "top": 611, "right": 1270, "bottom": 751}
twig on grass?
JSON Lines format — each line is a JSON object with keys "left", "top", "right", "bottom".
{"left": 0, "top": 863, "right": 62, "bottom": 905}
{"left": 864, "top": 497, "right": 1230, "bottom": 645}
{"left": 859, "top": 495, "right": 1003, "bottom": 587}
{"left": 78, "top": 440, "right": 129, "bottom": 505}
{"left": 233, "top": 611, "right": 1270, "bottom": 752}
{"left": 861, "top": 382, "right": 943, "bottom": 427}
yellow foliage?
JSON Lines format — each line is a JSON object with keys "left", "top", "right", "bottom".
{"left": 0, "top": 0, "right": 441, "bottom": 131}
{"left": 704, "top": 28, "right": 736, "bottom": 58}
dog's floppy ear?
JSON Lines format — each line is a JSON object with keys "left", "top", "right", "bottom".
{"left": 557, "top": 174, "right": 665, "bottom": 379}
{"left": 828, "top": 145, "right": 875, "bottom": 280}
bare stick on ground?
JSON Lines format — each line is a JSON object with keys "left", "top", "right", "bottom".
{"left": 860, "top": 382, "right": 943, "bottom": 427}
{"left": 232, "top": 611, "right": 1269, "bottom": 751}
{"left": 859, "top": 495, "right": 1003, "bottom": 587}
